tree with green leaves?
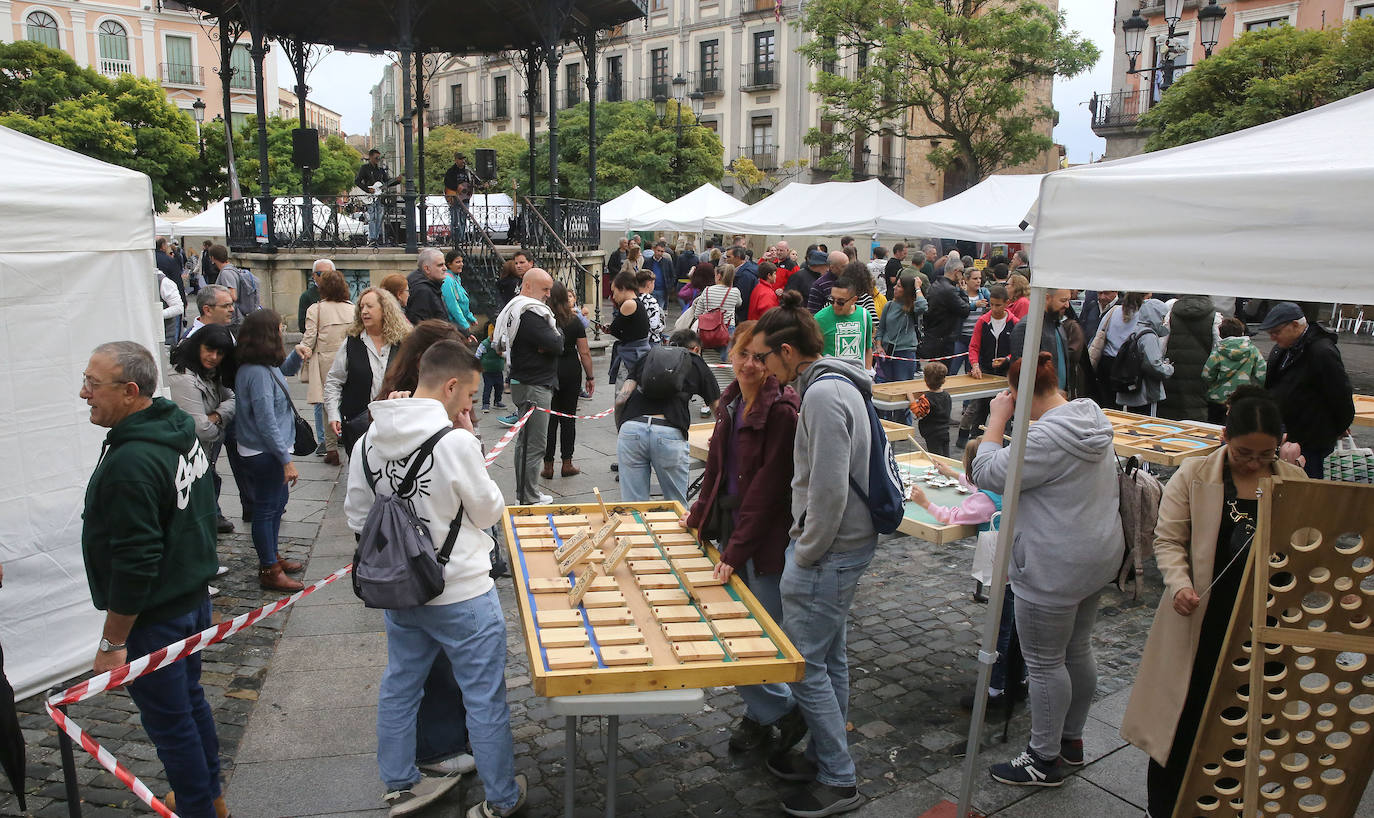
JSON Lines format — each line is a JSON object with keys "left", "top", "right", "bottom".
{"left": 420, "top": 127, "right": 529, "bottom": 195}
{"left": 203, "top": 114, "right": 362, "bottom": 198}
{"left": 527, "top": 100, "right": 724, "bottom": 201}
{"left": 1140, "top": 18, "right": 1374, "bottom": 152}
{"left": 0, "top": 40, "right": 206, "bottom": 211}
{"left": 798, "top": 0, "right": 1098, "bottom": 188}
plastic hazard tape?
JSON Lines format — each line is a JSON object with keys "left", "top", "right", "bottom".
{"left": 535, "top": 405, "right": 616, "bottom": 421}
{"left": 874, "top": 349, "right": 968, "bottom": 363}
{"left": 45, "top": 564, "right": 355, "bottom": 817}
{"left": 484, "top": 406, "right": 536, "bottom": 466}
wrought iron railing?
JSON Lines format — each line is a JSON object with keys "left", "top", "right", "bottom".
{"left": 1090, "top": 89, "right": 1150, "bottom": 130}
{"left": 159, "top": 62, "right": 202, "bottom": 85}
{"left": 603, "top": 78, "right": 625, "bottom": 102}
{"left": 452, "top": 200, "right": 508, "bottom": 319}
{"left": 518, "top": 196, "right": 602, "bottom": 337}
{"left": 741, "top": 61, "right": 779, "bottom": 90}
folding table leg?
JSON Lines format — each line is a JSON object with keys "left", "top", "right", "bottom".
{"left": 565, "top": 715, "right": 577, "bottom": 818}
{"left": 605, "top": 715, "right": 619, "bottom": 818}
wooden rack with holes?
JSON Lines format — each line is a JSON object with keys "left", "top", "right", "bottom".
{"left": 502, "top": 500, "right": 804, "bottom": 697}
{"left": 1174, "top": 476, "right": 1374, "bottom": 817}
{"left": 1101, "top": 409, "right": 1224, "bottom": 467}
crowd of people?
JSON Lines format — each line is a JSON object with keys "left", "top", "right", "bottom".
{"left": 72, "top": 233, "right": 1363, "bottom": 818}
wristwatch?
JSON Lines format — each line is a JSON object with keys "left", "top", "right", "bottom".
{"left": 98, "top": 637, "right": 126, "bottom": 653}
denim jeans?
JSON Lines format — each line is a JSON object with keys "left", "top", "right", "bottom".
{"left": 416, "top": 651, "right": 470, "bottom": 764}
{"left": 877, "top": 349, "right": 918, "bottom": 425}
{"left": 510, "top": 382, "right": 553, "bottom": 504}
{"left": 450, "top": 203, "right": 467, "bottom": 244}
{"left": 377, "top": 588, "right": 519, "bottom": 809}
{"left": 949, "top": 338, "right": 970, "bottom": 375}
{"left": 780, "top": 538, "right": 876, "bottom": 787}
{"left": 241, "top": 452, "right": 289, "bottom": 567}
{"left": 616, "top": 420, "right": 690, "bottom": 503}
{"left": 1014, "top": 591, "right": 1101, "bottom": 760}
{"left": 224, "top": 431, "right": 256, "bottom": 519}
{"left": 990, "top": 585, "right": 1020, "bottom": 692}
{"left": 125, "top": 597, "right": 221, "bottom": 818}
{"left": 313, "top": 403, "right": 326, "bottom": 445}
{"left": 367, "top": 200, "right": 384, "bottom": 242}
{"left": 736, "top": 559, "right": 794, "bottom": 725}
{"left": 482, "top": 372, "right": 504, "bottom": 407}
{"left": 207, "top": 441, "right": 223, "bottom": 516}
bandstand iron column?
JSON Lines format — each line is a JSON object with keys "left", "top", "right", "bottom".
{"left": 396, "top": 0, "right": 418, "bottom": 254}
{"left": 283, "top": 36, "right": 314, "bottom": 241}
{"left": 244, "top": 0, "right": 274, "bottom": 245}
{"left": 415, "top": 49, "right": 428, "bottom": 242}
{"left": 214, "top": 20, "right": 243, "bottom": 200}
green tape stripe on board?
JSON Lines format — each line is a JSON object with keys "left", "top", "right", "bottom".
{"left": 633, "top": 510, "right": 734, "bottom": 663}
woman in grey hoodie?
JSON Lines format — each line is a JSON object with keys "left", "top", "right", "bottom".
{"left": 972, "top": 351, "right": 1125, "bottom": 788}
{"left": 1115, "top": 298, "right": 1174, "bottom": 415}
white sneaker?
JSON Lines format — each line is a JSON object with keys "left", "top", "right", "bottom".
{"left": 207, "top": 585, "right": 220, "bottom": 598}
{"left": 466, "top": 773, "right": 527, "bottom": 817}
{"left": 535, "top": 492, "right": 554, "bottom": 504}
{"left": 215, "top": 565, "right": 230, "bottom": 577}
{"left": 384, "top": 774, "right": 461, "bottom": 816}
{"left": 419, "top": 753, "right": 475, "bottom": 777}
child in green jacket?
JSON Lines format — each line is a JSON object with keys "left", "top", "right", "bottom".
{"left": 1201, "top": 316, "right": 1267, "bottom": 423}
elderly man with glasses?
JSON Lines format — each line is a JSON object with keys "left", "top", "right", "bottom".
{"left": 1260, "top": 301, "right": 1356, "bottom": 478}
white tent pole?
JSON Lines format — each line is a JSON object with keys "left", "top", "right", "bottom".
{"left": 954, "top": 285, "right": 1048, "bottom": 817}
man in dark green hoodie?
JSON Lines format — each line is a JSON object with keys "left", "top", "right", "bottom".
{"left": 80, "top": 341, "right": 225, "bottom": 818}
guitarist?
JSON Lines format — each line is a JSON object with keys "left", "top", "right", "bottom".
{"left": 443, "top": 151, "right": 483, "bottom": 243}
{"left": 354, "top": 149, "right": 397, "bottom": 245}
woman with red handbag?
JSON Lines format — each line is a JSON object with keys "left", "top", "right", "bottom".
{"left": 689, "top": 264, "right": 743, "bottom": 411}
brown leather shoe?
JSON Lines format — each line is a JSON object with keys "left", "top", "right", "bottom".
{"left": 276, "top": 557, "right": 305, "bottom": 574}
{"left": 166, "top": 791, "right": 231, "bottom": 818}
{"left": 561, "top": 459, "right": 581, "bottom": 477}
{"left": 323, "top": 450, "right": 340, "bottom": 466}
{"left": 541, "top": 460, "right": 555, "bottom": 480}
{"left": 259, "top": 563, "right": 304, "bottom": 592}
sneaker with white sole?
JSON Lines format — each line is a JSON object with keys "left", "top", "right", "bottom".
{"left": 419, "top": 753, "right": 475, "bottom": 776}
{"left": 781, "top": 782, "right": 863, "bottom": 817}
{"left": 383, "top": 774, "right": 461, "bottom": 816}
{"left": 466, "top": 772, "right": 527, "bottom": 817}
{"left": 989, "top": 747, "right": 1064, "bottom": 787}
{"left": 534, "top": 492, "right": 553, "bottom": 504}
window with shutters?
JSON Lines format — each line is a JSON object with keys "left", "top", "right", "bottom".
{"left": 25, "top": 11, "right": 60, "bottom": 49}
{"left": 229, "top": 45, "right": 255, "bottom": 90}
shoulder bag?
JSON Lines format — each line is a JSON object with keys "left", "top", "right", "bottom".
{"left": 269, "top": 371, "right": 321, "bottom": 457}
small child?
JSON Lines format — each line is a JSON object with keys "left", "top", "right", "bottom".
{"left": 475, "top": 326, "right": 507, "bottom": 412}
{"left": 635, "top": 270, "right": 666, "bottom": 339}
{"left": 910, "top": 361, "right": 952, "bottom": 458}
{"left": 1202, "top": 316, "right": 1267, "bottom": 424}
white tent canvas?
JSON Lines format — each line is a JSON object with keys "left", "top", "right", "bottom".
{"left": 600, "top": 185, "right": 667, "bottom": 232}
{"left": 877, "top": 174, "right": 1043, "bottom": 243}
{"left": 1031, "top": 88, "right": 1374, "bottom": 303}
{"left": 631, "top": 183, "right": 747, "bottom": 233}
{"left": 154, "top": 214, "right": 178, "bottom": 236}
{"left": 703, "top": 178, "right": 917, "bottom": 236}
{"left": 175, "top": 198, "right": 228, "bottom": 237}
{"left": 0, "top": 125, "right": 164, "bottom": 700}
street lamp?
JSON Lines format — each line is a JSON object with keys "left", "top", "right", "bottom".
{"left": 657, "top": 75, "right": 707, "bottom": 198}
{"left": 1122, "top": 0, "right": 1226, "bottom": 93}
{"left": 1197, "top": 0, "right": 1226, "bottom": 57}
{"left": 191, "top": 97, "right": 206, "bottom": 158}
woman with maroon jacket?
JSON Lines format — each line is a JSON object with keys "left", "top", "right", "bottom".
{"left": 683, "top": 320, "right": 809, "bottom": 757}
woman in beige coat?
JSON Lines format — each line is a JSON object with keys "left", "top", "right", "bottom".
{"left": 296, "top": 268, "right": 353, "bottom": 464}
{"left": 1122, "top": 387, "right": 1305, "bottom": 817}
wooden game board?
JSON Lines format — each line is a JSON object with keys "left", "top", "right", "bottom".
{"left": 1352, "top": 394, "right": 1374, "bottom": 428}
{"left": 687, "top": 418, "right": 913, "bottom": 462}
{"left": 1101, "top": 409, "right": 1224, "bottom": 467}
{"left": 870, "top": 373, "right": 1008, "bottom": 405}
{"left": 894, "top": 451, "right": 981, "bottom": 544}
{"left": 502, "top": 501, "right": 805, "bottom": 697}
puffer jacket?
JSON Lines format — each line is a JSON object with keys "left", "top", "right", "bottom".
{"left": 1159, "top": 295, "right": 1217, "bottom": 421}
{"left": 1201, "top": 337, "right": 1266, "bottom": 404}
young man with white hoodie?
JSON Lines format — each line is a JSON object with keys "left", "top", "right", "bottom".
{"left": 345, "top": 341, "right": 525, "bottom": 818}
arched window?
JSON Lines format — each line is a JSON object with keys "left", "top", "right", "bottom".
{"left": 25, "top": 11, "right": 60, "bottom": 49}
{"left": 97, "top": 20, "right": 131, "bottom": 77}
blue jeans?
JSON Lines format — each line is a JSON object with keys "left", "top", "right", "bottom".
{"left": 990, "top": 586, "right": 1020, "bottom": 692}
{"left": 482, "top": 371, "right": 504, "bottom": 407}
{"left": 367, "top": 200, "right": 384, "bottom": 242}
{"left": 224, "top": 431, "right": 256, "bottom": 519}
{"left": 241, "top": 452, "right": 289, "bottom": 567}
{"left": 878, "top": 348, "right": 918, "bottom": 425}
{"left": 780, "top": 538, "right": 876, "bottom": 787}
{"left": 616, "top": 420, "right": 689, "bottom": 503}
{"left": 313, "top": 404, "right": 325, "bottom": 445}
{"left": 377, "top": 588, "right": 519, "bottom": 809}
{"left": 416, "top": 652, "right": 469, "bottom": 764}
{"left": 1014, "top": 591, "right": 1101, "bottom": 760}
{"left": 737, "top": 560, "right": 794, "bottom": 725}
{"left": 125, "top": 597, "right": 221, "bottom": 818}
{"left": 949, "top": 338, "right": 970, "bottom": 375}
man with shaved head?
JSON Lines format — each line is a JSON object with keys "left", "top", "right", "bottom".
{"left": 493, "top": 267, "right": 563, "bottom": 503}
{"left": 805, "top": 249, "right": 852, "bottom": 314}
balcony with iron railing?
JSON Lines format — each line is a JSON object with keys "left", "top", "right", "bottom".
{"left": 433, "top": 103, "right": 484, "bottom": 128}
{"left": 229, "top": 69, "right": 256, "bottom": 91}
{"left": 160, "top": 62, "right": 204, "bottom": 86}
{"left": 519, "top": 97, "right": 546, "bottom": 117}
{"left": 693, "top": 68, "right": 724, "bottom": 96}
{"left": 1090, "top": 89, "right": 1151, "bottom": 133}
{"left": 740, "top": 61, "right": 779, "bottom": 92}
{"left": 640, "top": 76, "right": 671, "bottom": 101}
{"left": 740, "top": 0, "right": 777, "bottom": 18}
{"left": 564, "top": 85, "right": 583, "bottom": 109}
{"left": 486, "top": 97, "right": 510, "bottom": 121}
{"left": 738, "top": 146, "right": 778, "bottom": 170}
{"left": 98, "top": 57, "right": 133, "bottom": 78}
{"left": 602, "top": 77, "right": 626, "bottom": 103}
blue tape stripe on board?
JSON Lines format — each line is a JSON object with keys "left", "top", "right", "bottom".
{"left": 548, "top": 514, "right": 607, "bottom": 667}
{"left": 509, "top": 516, "right": 552, "bottom": 671}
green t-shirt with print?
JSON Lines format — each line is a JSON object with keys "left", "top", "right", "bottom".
{"left": 814, "top": 305, "right": 873, "bottom": 363}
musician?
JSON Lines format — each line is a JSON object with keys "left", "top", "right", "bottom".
{"left": 354, "top": 149, "right": 393, "bottom": 245}
{"left": 443, "top": 152, "right": 482, "bottom": 243}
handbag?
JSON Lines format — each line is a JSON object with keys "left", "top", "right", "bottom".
{"left": 673, "top": 304, "right": 696, "bottom": 333}
{"left": 270, "top": 373, "right": 320, "bottom": 457}
{"left": 970, "top": 512, "right": 1001, "bottom": 585}
{"left": 696, "top": 288, "right": 731, "bottom": 348}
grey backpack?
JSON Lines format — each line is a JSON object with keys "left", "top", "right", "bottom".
{"left": 352, "top": 427, "right": 465, "bottom": 609}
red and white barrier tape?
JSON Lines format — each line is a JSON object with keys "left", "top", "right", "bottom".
{"left": 536, "top": 405, "right": 617, "bottom": 421}
{"left": 874, "top": 349, "right": 969, "bottom": 364}
{"left": 484, "top": 407, "right": 536, "bottom": 466}
{"left": 45, "top": 563, "right": 355, "bottom": 817}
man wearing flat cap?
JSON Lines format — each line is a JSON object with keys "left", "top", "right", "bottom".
{"left": 1261, "top": 301, "right": 1355, "bottom": 478}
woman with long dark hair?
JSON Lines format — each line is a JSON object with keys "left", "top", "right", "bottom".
{"left": 169, "top": 324, "right": 238, "bottom": 534}
{"left": 233, "top": 310, "right": 306, "bottom": 592}
{"left": 543, "top": 281, "right": 594, "bottom": 479}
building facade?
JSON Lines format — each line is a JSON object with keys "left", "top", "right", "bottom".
{"left": 2, "top": 0, "right": 278, "bottom": 130}
{"left": 278, "top": 88, "right": 344, "bottom": 139}
{"left": 1091, "top": 0, "right": 1366, "bottom": 160}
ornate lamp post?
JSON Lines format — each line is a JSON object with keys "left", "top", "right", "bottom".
{"left": 1123, "top": 0, "right": 1225, "bottom": 94}
{"left": 655, "top": 75, "right": 707, "bottom": 199}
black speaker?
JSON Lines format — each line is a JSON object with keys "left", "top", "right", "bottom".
{"left": 292, "top": 128, "right": 320, "bottom": 169}
{"left": 475, "top": 148, "right": 497, "bottom": 181}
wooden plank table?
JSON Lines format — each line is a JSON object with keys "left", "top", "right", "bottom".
{"left": 1353, "top": 394, "right": 1374, "bottom": 427}
{"left": 871, "top": 373, "right": 1008, "bottom": 410}
{"left": 503, "top": 501, "right": 804, "bottom": 697}
{"left": 687, "top": 418, "right": 913, "bottom": 462}
{"left": 894, "top": 451, "right": 981, "bottom": 544}
{"left": 1100, "top": 409, "right": 1224, "bottom": 467}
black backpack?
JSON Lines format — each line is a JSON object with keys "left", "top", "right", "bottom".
{"left": 637, "top": 345, "right": 693, "bottom": 400}
{"left": 352, "top": 427, "right": 465, "bottom": 609}
{"left": 812, "top": 375, "right": 907, "bottom": 534}
{"left": 1106, "top": 328, "right": 1154, "bottom": 394}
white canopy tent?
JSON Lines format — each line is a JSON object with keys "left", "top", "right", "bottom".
{"left": 630, "top": 183, "right": 747, "bottom": 233}
{"left": 154, "top": 214, "right": 179, "bottom": 236}
{"left": 599, "top": 185, "right": 667, "bottom": 233}
{"left": 0, "top": 125, "right": 163, "bottom": 700}
{"left": 954, "top": 89, "right": 1374, "bottom": 817}
{"left": 876, "top": 174, "right": 1043, "bottom": 243}
{"left": 702, "top": 178, "right": 917, "bottom": 236}
{"left": 174, "top": 198, "right": 228, "bottom": 238}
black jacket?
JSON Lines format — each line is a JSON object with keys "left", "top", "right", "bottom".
{"left": 156, "top": 250, "right": 186, "bottom": 304}
{"left": 1158, "top": 295, "right": 1216, "bottom": 421}
{"left": 509, "top": 310, "right": 564, "bottom": 388}
{"left": 1009, "top": 311, "right": 1072, "bottom": 393}
{"left": 917, "top": 275, "right": 970, "bottom": 358}
{"left": 405, "top": 269, "right": 447, "bottom": 325}
{"left": 355, "top": 161, "right": 390, "bottom": 190}
{"left": 1265, "top": 324, "right": 1355, "bottom": 450}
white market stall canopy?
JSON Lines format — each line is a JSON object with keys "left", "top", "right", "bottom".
{"left": 877, "top": 174, "right": 1043, "bottom": 243}
{"left": 154, "top": 214, "right": 178, "bottom": 236}
{"left": 174, "top": 198, "right": 228, "bottom": 236}
{"left": 703, "top": 178, "right": 917, "bottom": 236}
{"left": 0, "top": 125, "right": 163, "bottom": 699}
{"left": 631, "top": 183, "right": 747, "bottom": 233}
{"left": 1031, "top": 88, "right": 1374, "bottom": 303}
{"left": 600, "top": 185, "right": 667, "bottom": 232}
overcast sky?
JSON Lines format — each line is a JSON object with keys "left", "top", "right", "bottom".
{"left": 279, "top": 0, "right": 1112, "bottom": 165}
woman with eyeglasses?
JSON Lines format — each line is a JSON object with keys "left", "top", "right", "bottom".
{"left": 683, "top": 321, "right": 806, "bottom": 756}
{"left": 1121, "top": 386, "right": 1304, "bottom": 817}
